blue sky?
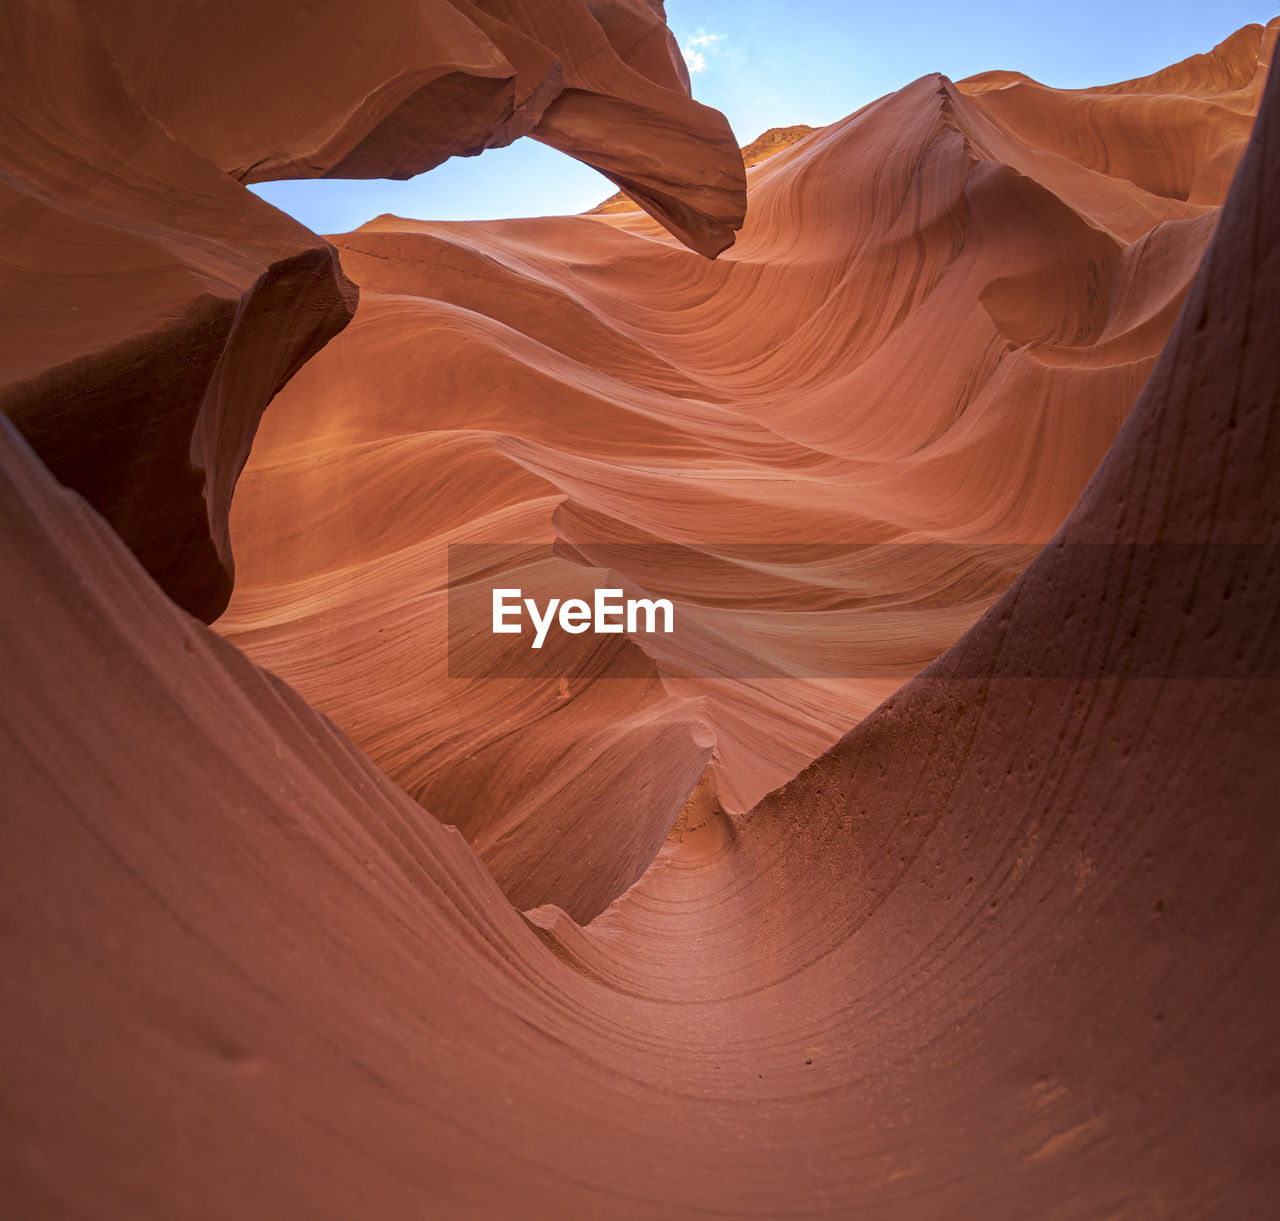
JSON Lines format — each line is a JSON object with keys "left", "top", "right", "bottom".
{"left": 252, "top": 1, "right": 1278, "bottom": 234}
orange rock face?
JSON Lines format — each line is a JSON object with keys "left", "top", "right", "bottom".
{"left": 0, "top": 0, "right": 744, "bottom": 622}
{"left": 91, "top": 0, "right": 747, "bottom": 255}
{"left": 588, "top": 122, "right": 819, "bottom": 213}
{"left": 220, "top": 23, "right": 1275, "bottom": 920}
{"left": 0, "top": 0, "right": 358, "bottom": 620}
{"left": 2, "top": 6, "right": 1279, "bottom": 1218}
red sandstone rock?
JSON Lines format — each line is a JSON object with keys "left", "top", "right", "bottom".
{"left": 90, "top": 0, "right": 747, "bottom": 255}
{"left": 588, "top": 123, "right": 819, "bottom": 213}
{"left": 0, "top": 0, "right": 743, "bottom": 622}
{"left": 0, "top": 0, "right": 358, "bottom": 619}
{"left": 220, "top": 23, "right": 1276, "bottom": 918}
{"left": 1, "top": 12, "right": 1277, "bottom": 1220}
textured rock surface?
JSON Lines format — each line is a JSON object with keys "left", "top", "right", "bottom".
{"left": 3, "top": 4, "right": 1279, "bottom": 1215}
{"left": 588, "top": 123, "right": 818, "bottom": 213}
{"left": 221, "top": 23, "right": 1276, "bottom": 919}
{"left": 91, "top": 0, "right": 747, "bottom": 255}
{"left": 2, "top": 24, "right": 1278, "bottom": 1217}
{"left": 0, "top": 0, "right": 743, "bottom": 624}
{"left": 0, "top": 0, "right": 358, "bottom": 620}
{"left": 739, "top": 123, "right": 819, "bottom": 167}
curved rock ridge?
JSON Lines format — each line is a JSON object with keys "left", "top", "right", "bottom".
{"left": 2, "top": 34, "right": 1278, "bottom": 1217}
{"left": 90, "top": 0, "right": 748, "bottom": 256}
{"left": 0, "top": 0, "right": 741, "bottom": 624}
{"left": 0, "top": 0, "right": 358, "bottom": 620}
{"left": 958, "top": 19, "right": 1274, "bottom": 208}
{"left": 587, "top": 123, "right": 819, "bottom": 214}
{"left": 220, "top": 22, "right": 1276, "bottom": 920}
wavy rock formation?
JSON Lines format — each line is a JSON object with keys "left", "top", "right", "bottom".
{"left": 221, "top": 23, "right": 1276, "bottom": 920}
{"left": 0, "top": 0, "right": 357, "bottom": 620}
{"left": 588, "top": 122, "right": 819, "bottom": 213}
{"left": 90, "top": 0, "right": 747, "bottom": 256}
{"left": 0, "top": 0, "right": 743, "bottom": 624}
{"left": 2, "top": 23, "right": 1278, "bottom": 1219}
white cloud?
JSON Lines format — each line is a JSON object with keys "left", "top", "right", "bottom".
{"left": 681, "top": 32, "right": 724, "bottom": 74}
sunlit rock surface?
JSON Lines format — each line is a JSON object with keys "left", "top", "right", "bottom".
{"left": 2, "top": 8, "right": 1278, "bottom": 1217}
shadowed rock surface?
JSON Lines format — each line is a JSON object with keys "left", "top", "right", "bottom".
{"left": 1, "top": 8, "right": 1278, "bottom": 1219}
{"left": 221, "top": 23, "right": 1275, "bottom": 920}
{"left": 0, "top": 0, "right": 744, "bottom": 622}
{"left": 91, "top": 0, "right": 748, "bottom": 255}
{"left": 0, "top": 0, "right": 358, "bottom": 620}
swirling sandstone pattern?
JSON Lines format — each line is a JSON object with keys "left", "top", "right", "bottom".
{"left": 0, "top": 0, "right": 357, "bottom": 620}
{"left": 221, "top": 23, "right": 1275, "bottom": 922}
{"left": 2, "top": 10, "right": 1278, "bottom": 1220}
{"left": 90, "top": 0, "right": 747, "bottom": 255}
{"left": 0, "top": 0, "right": 744, "bottom": 621}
